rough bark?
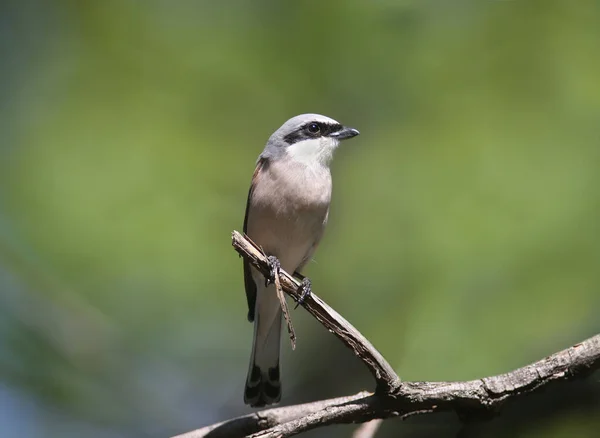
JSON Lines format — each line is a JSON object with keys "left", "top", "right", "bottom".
{"left": 169, "top": 232, "right": 600, "bottom": 438}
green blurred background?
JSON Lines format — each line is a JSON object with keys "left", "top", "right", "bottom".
{"left": 1, "top": 1, "right": 599, "bottom": 437}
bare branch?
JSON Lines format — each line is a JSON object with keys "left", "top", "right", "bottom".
{"left": 172, "top": 392, "right": 371, "bottom": 438}
{"left": 169, "top": 232, "right": 600, "bottom": 438}
{"left": 231, "top": 231, "right": 401, "bottom": 393}
{"left": 176, "top": 334, "right": 600, "bottom": 438}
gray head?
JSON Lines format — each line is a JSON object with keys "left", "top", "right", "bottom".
{"left": 260, "top": 114, "right": 359, "bottom": 167}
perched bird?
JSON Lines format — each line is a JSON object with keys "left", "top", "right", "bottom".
{"left": 242, "top": 113, "right": 359, "bottom": 407}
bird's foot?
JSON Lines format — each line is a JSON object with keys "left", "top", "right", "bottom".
{"left": 294, "top": 277, "right": 312, "bottom": 309}
{"left": 265, "top": 255, "right": 281, "bottom": 287}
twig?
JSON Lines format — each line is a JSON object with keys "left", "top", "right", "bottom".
{"left": 273, "top": 264, "right": 296, "bottom": 350}
{"left": 231, "top": 231, "right": 401, "bottom": 394}
{"left": 258, "top": 243, "right": 296, "bottom": 349}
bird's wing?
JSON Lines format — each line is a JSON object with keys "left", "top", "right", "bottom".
{"left": 243, "top": 158, "right": 267, "bottom": 322}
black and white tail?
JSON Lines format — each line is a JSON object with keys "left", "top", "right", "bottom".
{"left": 244, "top": 284, "right": 282, "bottom": 407}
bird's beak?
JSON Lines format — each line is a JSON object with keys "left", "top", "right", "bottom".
{"left": 330, "top": 127, "right": 360, "bottom": 140}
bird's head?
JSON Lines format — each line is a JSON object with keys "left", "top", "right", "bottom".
{"left": 262, "top": 114, "right": 359, "bottom": 167}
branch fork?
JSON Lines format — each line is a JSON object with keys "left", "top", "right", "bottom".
{"left": 170, "top": 231, "right": 600, "bottom": 438}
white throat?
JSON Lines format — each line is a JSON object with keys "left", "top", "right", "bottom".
{"left": 286, "top": 138, "right": 339, "bottom": 167}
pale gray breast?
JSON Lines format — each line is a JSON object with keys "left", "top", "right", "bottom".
{"left": 247, "top": 159, "right": 332, "bottom": 272}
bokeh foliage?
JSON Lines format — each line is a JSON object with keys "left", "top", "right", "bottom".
{"left": 0, "top": 1, "right": 599, "bottom": 437}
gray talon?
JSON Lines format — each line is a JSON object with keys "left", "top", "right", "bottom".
{"left": 266, "top": 255, "right": 281, "bottom": 287}
{"left": 295, "top": 277, "right": 312, "bottom": 309}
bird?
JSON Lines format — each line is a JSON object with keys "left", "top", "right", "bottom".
{"left": 242, "top": 113, "right": 359, "bottom": 407}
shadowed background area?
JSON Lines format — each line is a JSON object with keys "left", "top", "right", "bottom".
{"left": 0, "top": 1, "right": 599, "bottom": 437}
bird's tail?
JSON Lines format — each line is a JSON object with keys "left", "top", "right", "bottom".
{"left": 244, "top": 285, "right": 282, "bottom": 407}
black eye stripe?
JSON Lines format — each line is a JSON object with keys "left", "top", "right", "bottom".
{"left": 282, "top": 130, "right": 305, "bottom": 144}
{"left": 304, "top": 122, "right": 343, "bottom": 136}
{"left": 282, "top": 122, "right": 343, "bottom": 145}
{"left": 326, "top": 123, "right": 343, "bottom": 135}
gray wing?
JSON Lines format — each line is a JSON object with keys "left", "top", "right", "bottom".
{"left": 243, "top": 158, "right": 267, "bottom": 322}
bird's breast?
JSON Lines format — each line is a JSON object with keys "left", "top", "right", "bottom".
{"left": 253, "top": 160, "right": 332, "bottom": 215}
{"left": 246, "top": 160, "right": 331, "bottom": 270}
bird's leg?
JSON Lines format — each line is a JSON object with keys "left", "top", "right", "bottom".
{"left": 293, "top": 272, "right": 312, "bottom": 309}
{"left": 265, "top": 255, "right": 281, "bottom": 287}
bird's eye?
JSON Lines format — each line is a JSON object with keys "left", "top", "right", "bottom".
{"left": 307, "top": 123, "right": 321, "bottom": 134}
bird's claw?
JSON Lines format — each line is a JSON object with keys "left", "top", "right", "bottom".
{"left": 266, "top": 255, "right": 281, "bottom": 287}
{"left": 294, "top": 277, "right": 312, "bottom": 309}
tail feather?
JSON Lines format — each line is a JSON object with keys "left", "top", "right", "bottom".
{"left": 244, "top": 284, "right": 282, "bottom": 407}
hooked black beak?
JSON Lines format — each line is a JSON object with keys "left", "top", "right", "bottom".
{"left": 330, "top": 126, "right": 360, "bottom": 140}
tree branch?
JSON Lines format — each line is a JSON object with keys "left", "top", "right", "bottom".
{"left": 172, "top": 392, "right": 371, "bottom": 438}
{"left": 230, "top": 231, "right": 400, "bottom": 394}
{"left": 175, "top": 335, "right": 600, "bottom": 438}
{"left": 170, "top": 232, "right": 600, "bottom": 438}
